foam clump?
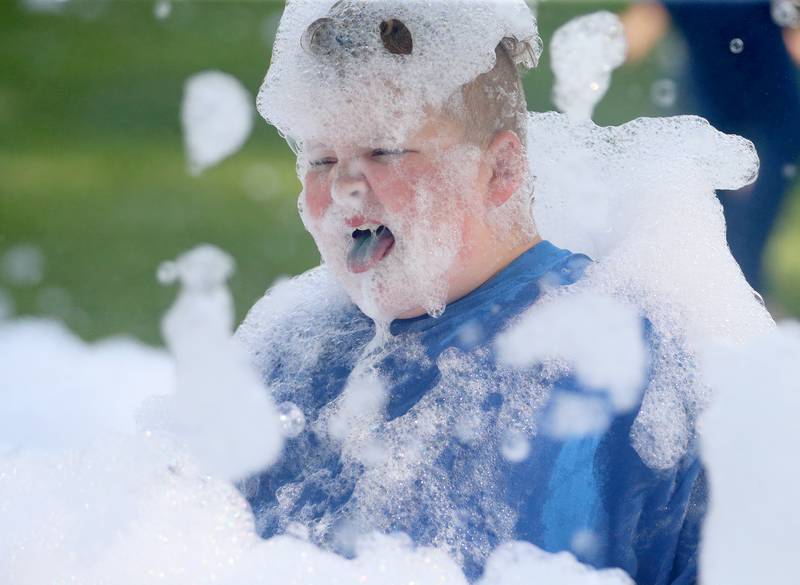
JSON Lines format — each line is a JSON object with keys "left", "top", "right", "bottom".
{"left": 181, "top": 71, "right": 254, "bottom": 175}
{"left": 258, "top": 0, "right": 541, "bottom": 145}
{"left": 0, "top": 318, "right": 173, "bottom": 453}
{"left": 550, "top": 12, "right": 626, "bottom": 121}
{"left": 772, "top": 0, "right": 800, "bottom": 27}
{"left": 223, "top": 532, "right": 470, "bottom": 585}
{"left": 479, "top": 541, "right": 633, "bottom": 585}
{"left": 142, "top": 245, "right": 283, "bottom": 482}
{"left": 521, "top": 109, "right": 774, "bottom": 468}
{"left": 496, "top": 291, "right": 646, "bottom": 414}
{"left": 699, "top": 322, "right": 800, "bottom": 585}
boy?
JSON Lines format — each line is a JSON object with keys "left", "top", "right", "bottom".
{"left": 237, "top": 1, "right": 704, "bottom": 583}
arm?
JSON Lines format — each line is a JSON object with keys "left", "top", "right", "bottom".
{"left": 620, "top": 1, "right": 672, "bottom": 63}
{"left": 784, "top": 27, "right": 800, "bottom": 67}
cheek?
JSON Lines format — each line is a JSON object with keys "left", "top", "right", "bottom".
{"left": 302, "top": 172, "right": 332, "bottom": 220}
{"left": 370, "top": 159, "right": 441, "bottom": 214}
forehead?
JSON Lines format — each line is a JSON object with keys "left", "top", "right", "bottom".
{"left": 302, "top": 111, "right": 465, "bottom": 154}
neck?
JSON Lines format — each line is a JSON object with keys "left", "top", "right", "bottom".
{"left": 394, "top": 229, "right": 542, "bottom": 320}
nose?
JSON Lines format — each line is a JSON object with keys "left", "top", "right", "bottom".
{"left": 331, "top": 161, "right": 369, "bottom": 207}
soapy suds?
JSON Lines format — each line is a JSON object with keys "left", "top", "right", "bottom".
{"left": 2, "top": 3, "right": 798, "bottom": 584}
{"left": 550, "top": 12, "right": 626, "bottom": 121}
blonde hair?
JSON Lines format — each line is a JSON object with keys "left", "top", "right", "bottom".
{"left": 452, "top": 44, "right": 528, "bottom": 148}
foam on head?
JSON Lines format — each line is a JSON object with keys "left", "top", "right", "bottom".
{"left": 258, "top": 0, "right": 541, "bottom": 147}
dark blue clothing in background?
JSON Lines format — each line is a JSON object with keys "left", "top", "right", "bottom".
{"left": 238, "top": 241, "right": 706, "bottom": 584}
{"left": 665, "top": 0, "right": 800, "bottom": 290}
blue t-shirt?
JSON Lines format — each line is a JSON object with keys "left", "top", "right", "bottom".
{"left": 237, "top": 240, "right": 705, "bottom": 584}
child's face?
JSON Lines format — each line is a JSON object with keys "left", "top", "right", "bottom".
{"left": 298, "top": 115, "right": 497, "bottom": 322}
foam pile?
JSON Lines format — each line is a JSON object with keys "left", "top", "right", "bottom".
{"left": 699, "top": 323, "right": 800, "bottom": 585}
{"left": 0, "top": 244, "right": 634, "bottom": 585}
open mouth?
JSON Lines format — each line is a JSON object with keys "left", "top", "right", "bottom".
{"left": 347, "top": 224, "right": 396, "bottom": 273}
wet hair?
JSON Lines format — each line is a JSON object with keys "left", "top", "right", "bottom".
{"left": 301, "top": 7, "right": 529, "bottom": 148}
{"left": 456, "top": 44, "right": 528, "bottom": 148}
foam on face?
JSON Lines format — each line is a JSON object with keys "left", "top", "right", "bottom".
{"left": 257, "top": 0, "right": 541, "bottom": 322}
{"left": 299, "top": 137, "right": 485, "bottom": 323}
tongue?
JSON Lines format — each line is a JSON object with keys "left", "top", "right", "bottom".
{"left": 347, "top": 227, "right": 395, "bottom": 273}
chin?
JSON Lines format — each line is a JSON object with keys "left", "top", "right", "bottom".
{"left": 323, "top": 247, "right": 452, "bottom": 324}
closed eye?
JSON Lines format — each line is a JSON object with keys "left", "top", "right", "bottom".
{"left": 371, "top": 148, "right": 413, "bottom": 158}
{"left": 309, "top": 157, "right": 337, "bottom": 168}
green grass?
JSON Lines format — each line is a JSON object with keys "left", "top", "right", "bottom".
{"left": 1, "top": 0, "right": 798, "bottom": 345}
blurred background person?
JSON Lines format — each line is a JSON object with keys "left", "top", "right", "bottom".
{"left": 622, "top": 0, "right": 800, "bottom": 295}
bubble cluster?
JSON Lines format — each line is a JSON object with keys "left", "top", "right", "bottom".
{"left": 550, "top": 12, "right": 626, "bottom": 121}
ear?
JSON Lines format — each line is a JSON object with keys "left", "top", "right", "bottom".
{"left": 486, "top": 131, "right": 525, "bottom": 208}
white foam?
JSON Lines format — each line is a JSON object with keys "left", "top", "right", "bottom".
{"left": 140, "top": 245, "right": 283, "bottom": 482}
{"left": 772, "top": 0, "right": 800, "bottom": 27}
{"left": 181, "top": 71, "right": 254, "bottom": 175}
{"left": 699, "top": 322, "right": 800, "bottom": 585}
{"left": 497, "top": 291, "right": 646, "bottom": 414}
{"left": 526, "top": 110, "right": 774, "bottom": 468}
{"left": 258, "top": 0, "right": 540, "bottom": 145}
{"left": 550, "top": 12, "right": 626, "bottom": 121}
{"left": 0, "top": 318, "right": 173, "bottom": 453}
{"left": 478, "top": 541, "right": 633, "bottom": 585}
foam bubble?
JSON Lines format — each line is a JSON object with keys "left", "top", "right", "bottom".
{"left": 1, "top": 243, "right": 44, "bottom": 286}
{"left": 181, "top": 71, "right": 254, "bottom": 175}
{"left": 277, "top": 400, "right": 306, "bottom": 438}
{"left": 771, "top": 0, "right": 800, "bottom": 27}
{"left": 500, "top": 428, "right": 531, "bottom": 462}
{"left": 153, "top": 0, "right": 171, "bottom": 20}
{"left": 550, "top": 12, "right": 626, "bottom": 121}
{"left": 650, "top": 78, "right": 677, "bottom": 109}
{"left": 729, "top": 38, "right": 744, "bottom": 54}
